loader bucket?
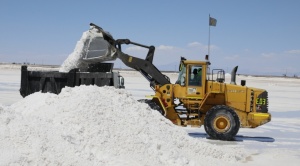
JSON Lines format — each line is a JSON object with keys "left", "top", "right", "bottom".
{"left": 59, "top": 25, "right": 118, "bottom": 72}
{"left": 82, "top": 26, "right": 117, "bottom": 63}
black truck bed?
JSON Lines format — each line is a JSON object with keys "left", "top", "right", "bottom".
{"left": 20, "top": 63, "right": 124, "bottom": 97}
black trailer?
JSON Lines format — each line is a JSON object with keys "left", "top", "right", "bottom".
{"left": 20, "top": 63, "right": 125, "bottom": 97}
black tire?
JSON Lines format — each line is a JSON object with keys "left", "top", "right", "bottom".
{"left": 204, "top": 105, "right": 240, "bottom": 141}
{"left": 138, "top": 99, "right": 165, "bottom": 115}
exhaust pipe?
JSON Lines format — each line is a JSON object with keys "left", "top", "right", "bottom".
{"left": 230, "top": 66, "right": 238, "bottom": 85}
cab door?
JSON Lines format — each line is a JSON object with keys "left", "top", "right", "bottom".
{"left": 186, "top": 64, "right": 205, "bottom": 99}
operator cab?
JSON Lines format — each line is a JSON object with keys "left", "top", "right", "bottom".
{"left": 175, "top": 58, "right": 209, "bottom": 99}
{"left": 176, "top": 59, "right": 208, "bottom": 86}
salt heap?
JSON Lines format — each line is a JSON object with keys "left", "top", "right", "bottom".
{"left": 0, "top": 86, "right": 248, "bottom": 165}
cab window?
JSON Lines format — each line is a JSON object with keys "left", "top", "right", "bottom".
{"left": 188, "top": 65, "right": 202, "bottom": 86}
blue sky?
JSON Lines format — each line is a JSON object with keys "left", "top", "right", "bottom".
{"left": 1, "top": 0, "right": 299, "bottom": 75}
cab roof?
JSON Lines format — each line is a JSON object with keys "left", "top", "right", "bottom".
{"left": 183, "top": 60, "right": 209, "bottom": 65}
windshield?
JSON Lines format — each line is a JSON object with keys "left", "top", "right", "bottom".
{"left": 176, "top": 64, "right": 186, "bottom": 86}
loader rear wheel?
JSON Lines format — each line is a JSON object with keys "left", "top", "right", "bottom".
{"left": 204, "top": 105, "right": 240, "bottom": 141}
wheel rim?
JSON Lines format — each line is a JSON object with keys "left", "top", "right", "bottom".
{"left": 213, "top": 115, "right": 231, "bottom": 133}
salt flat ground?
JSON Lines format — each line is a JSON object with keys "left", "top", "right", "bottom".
{"left": 0, "top": 65, "right": 300, "bottom": 165}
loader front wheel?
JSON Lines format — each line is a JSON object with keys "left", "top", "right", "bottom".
{"left": 204, "top": 105, "right": 240, "bottom": 141}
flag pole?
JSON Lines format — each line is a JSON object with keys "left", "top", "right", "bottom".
{"left": 208, "top": 15, "right": 217, "bottom": 61}
{"left": 208, "top": 14, "right": 211, "bottom": 60}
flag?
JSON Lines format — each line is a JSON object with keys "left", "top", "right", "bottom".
{"left": 209, "top": 17, "right": 217, "bottom": 26}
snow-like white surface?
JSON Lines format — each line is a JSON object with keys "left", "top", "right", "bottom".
{"left": 0, "top": 66, "right": 300, "bottom": 165}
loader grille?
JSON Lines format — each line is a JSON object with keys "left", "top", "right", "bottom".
{"left": 256, "top": 91, "right": 268, "bottom": 113}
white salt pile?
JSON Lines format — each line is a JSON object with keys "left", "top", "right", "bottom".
{"left": 0, "top": 86, "right": 248, "bottom": 165}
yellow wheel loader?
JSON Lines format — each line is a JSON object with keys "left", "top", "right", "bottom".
{"left": 84, "top": 23, "right": 271, "bottom": 141}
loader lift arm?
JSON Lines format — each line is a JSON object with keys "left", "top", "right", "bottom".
{"left": 115, "top": 39, "right": 170, "bottom": 89}
{"left": 90, "top": 23, "right": 170, "bottom": 90}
